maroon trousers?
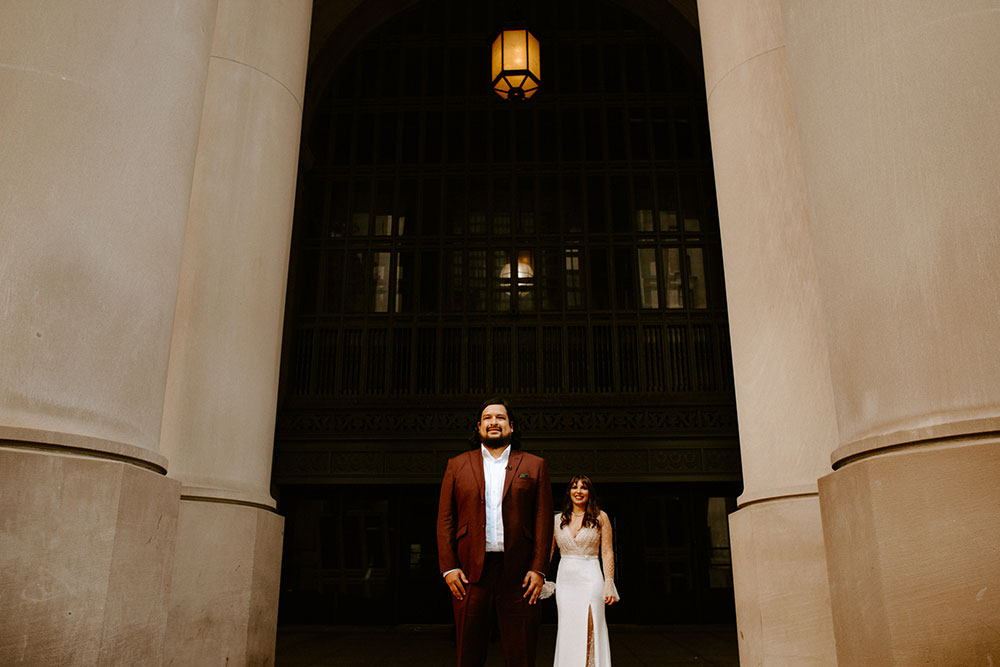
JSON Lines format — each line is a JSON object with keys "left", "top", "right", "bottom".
{"left": 453, "top": 553, "right": 541, "bottom": 667}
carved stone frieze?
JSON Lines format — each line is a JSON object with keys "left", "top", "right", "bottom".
{"left": 276, "top": 404, "right": 738, "bottom": 439}
{"left": 273, "top": 443, "right": 741, "bottom": 482}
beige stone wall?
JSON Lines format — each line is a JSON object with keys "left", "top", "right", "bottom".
{"left": 0, "top": 1, "right": 219, "bottom": 663}
{"left": 163, "top": 500, "right": 284, "bottom": 666}
{"left": 1, "top": 1, "right": 309, "bottom": 664}
{"left": 778, "top": 2, "right": 1000, "bottom": 663}
{"left": 158, "top": 0, "right": 312, "bottom": 663}
{"left": 0, "top": 448, "right": 180, "bottom": 665}
{"left": 0, "top": 0, "right": 218, "bottom": 457}
{"left": 159, "top": 0, "right": 312, "bottom": 508}
{"left": 780, "top": 0, "right": 1000, "bottom": 454}
{"left": 699, "top": 0, "right": 838, "bottom": 663}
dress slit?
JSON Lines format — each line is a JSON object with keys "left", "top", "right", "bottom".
{"left": 586, "top": 604, "right": 595, "bottom": 667}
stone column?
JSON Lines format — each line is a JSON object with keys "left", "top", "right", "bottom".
{"left": 0, "top": 1, "right": 217, "bottom": 664}
{"left": 698, "top": 1, "right": 839, "bottom": 663}
{"left": 158, "top": 0, "right": 312, "bottom": 664}
{"left": 779, "top": 1, "right": 1000, "bottom": 664}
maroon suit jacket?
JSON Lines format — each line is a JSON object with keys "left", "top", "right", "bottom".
{"left": 437, "top": 447, "right": 553, "bottom": 583}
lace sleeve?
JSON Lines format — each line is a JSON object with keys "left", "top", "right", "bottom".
{"left": 600, "top": 512, "right": 620, "bottom": 602}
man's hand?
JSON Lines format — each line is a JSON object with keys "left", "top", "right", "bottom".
{"left": 522, "top": 570, "right": 544, "bottom": 604}
{"left": 445, "top": 569, "right": 468, "bottom": 601}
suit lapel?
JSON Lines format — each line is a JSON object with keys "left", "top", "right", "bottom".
{"left": 468, "top": 449, "right": 485, "bottom": 502}
{"left": 502, "top": 449, "right": 523, "bottom": 500}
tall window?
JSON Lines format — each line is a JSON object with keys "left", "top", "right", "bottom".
{"left": 287, "top": 0, "right": 731, "bottom": 398}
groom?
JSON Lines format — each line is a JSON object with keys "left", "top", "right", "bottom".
{"left": 437, "top": 397, "right": 553, "bottom": 667}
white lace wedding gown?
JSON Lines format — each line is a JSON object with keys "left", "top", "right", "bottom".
{"left": 552, "top": 513, "right": 619, "bottom": 667}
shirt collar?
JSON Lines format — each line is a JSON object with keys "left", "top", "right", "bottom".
{"left": 481, "top": 443, "right": 511, "bottom": 464}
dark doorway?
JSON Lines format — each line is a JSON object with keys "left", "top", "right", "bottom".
{"left": 275, "top": 0, "right": 739, "bottom": 629}
{"left": 276, "top": 482, "right": 736, "bottom": 626}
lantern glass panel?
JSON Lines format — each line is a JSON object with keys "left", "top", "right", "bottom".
{"left": 504, "top": 30, "right": 527, "bottom": 70}
{"left": 492, "top": 34, "right": 503, "bottom": 80}
{"left": 528, "top": 32, "right": 540, "bottom": 79}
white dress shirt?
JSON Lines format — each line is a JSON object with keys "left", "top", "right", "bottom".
{"left": 482, "top": 444, "right": 511, "bottom": 552}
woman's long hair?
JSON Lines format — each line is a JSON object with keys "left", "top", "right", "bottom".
{"left": 560, "top": 474, "right": 600, "bottom": 529}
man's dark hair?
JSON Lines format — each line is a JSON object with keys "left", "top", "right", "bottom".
{"left": 469, "top": 396, "right": 521, "bottom": 449}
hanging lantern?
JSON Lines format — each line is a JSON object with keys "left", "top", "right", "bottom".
{"left": 491, "top": 29, "right": 540, "bottom": 100}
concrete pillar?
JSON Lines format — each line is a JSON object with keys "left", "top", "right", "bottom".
{"left": 0, "top": 1, "right": 217, "bottom": 663}
{"left": 158, "top": 0, "right": 312, "bottom": 663}
{"left": 698, "top": 1, "right": 838, "bottom": 663}
{"left": 779, "top": 1, "right": 1000, "bottom": 663}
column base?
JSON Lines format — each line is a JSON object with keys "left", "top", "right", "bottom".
{"left": 819, "top": 437, "right": 1000, "bottom": 665}
{"left": 0, "top": 446, "right": 179, "bottom": 665}
{"left": 164, "top": 497, "right": 284, "bottom": 666}
{"left": 730, "top": 494, "right": 837, "bottom": 666}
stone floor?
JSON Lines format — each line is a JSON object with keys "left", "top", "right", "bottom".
{"left": 276, "top": 624, "right": 740, "bottom": 666}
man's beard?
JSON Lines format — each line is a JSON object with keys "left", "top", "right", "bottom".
{"left": 482, "top": 432, "right": 512, "bottom": 449}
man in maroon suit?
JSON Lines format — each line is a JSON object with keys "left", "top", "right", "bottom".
{"left": 437, "top": 397, "right": 553, "bottom": 667}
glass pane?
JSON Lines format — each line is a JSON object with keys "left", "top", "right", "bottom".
{"left": 565, "top": 248, "right": 582, "bottom": 309}
{"left": 560, "top": 109, "right": 579, "bottom": 161}
{"left": 610, "top": 175, "right": 629, "bottom": 232}
{"left": 421, "top": 178, "right": 440, "bottom": 235}
{"left": 345, "top": 252, "right": 366, "bottom": 313}
{"left": 540, "top": 248, "right": 561, "bottom": 311}
{"left": 395, "top": 252, "right": 414, "bottom": 313}
{"left": 444, "top": 249, "right": 463, "bottom": 312}
{"left": 377, "top": 112, "right": 397, "bottom": 164}
{"left": 323, "top": 249, "right": 343, "bottom": 313}
{"left": 447, "top": 176, "right": 466, "bottom": 235}
{"left": 586, "top": 175, "right": 606, "bottom": 232}
{"left": 607, "top": 107, "right": 625, "bottom": 160}
{"left": 372, "top": 252, "right": 391, "bottom": 312}
{"left": 614, "top": 246, "right": 636, "bottom": 309}
{"left": 516, "top": 250, "right": 535, "bottom": 311}
{"left": 657, "top": 175, "right": 678, "bottom": 232}
{"left": 562, "top": 174, "right": 583, "bottom": 233}
{"left": 687, "top": 248, "right": 707, "bottom": 308}
{"left": 590, "top": 247, "right": 610, "bottom": 310}
{"left": 492, "top": 249, "right": 511, "bottom": 311}
{"left": 492, "top": 178, "right": 511, "bottom": 234}
{"left": 470, "top": 177, "right": 487, "bottom": 234}
{"left": 419, "top": 250, "right": 439, "bottom": 311}
{"left": 469, "top": 250, "right": 487, "bottom": 312}
{"left": 638, "top": 248, "right": 659, "bottom": 309}
{"left": 373, "top": 215, "right": 391, "bottom": 236}
{"left": 538, "top": 175, "right": 557, "bottom": 233}
{"left": 680, "top": 175, "right": 701, "bottom": 232}
{"left": 298, "top": 250, "right": 319, "bottom": 314}
{"left": 330, "top": 180, "right": 348, "bottom": 238}
{"left": 493, "top": 109, "right": 510, "bottom": 162}
{"left": 517, "top": 175, "right": 535, "bottom": 234}
{"left": 400, "top": 111, "right": 419, "bottom": 163}
{"left": 664, "top": 247, "right": 683, "bottom": 308}
{"left": 356, "top": 112, "right": 375, "bottom": 163}
{"left": 629, "top": 108, "right": 649, "bottom": 160}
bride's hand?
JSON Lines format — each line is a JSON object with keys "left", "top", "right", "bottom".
{"left": 604, "top": 595, "right": 618, "bottom": 605}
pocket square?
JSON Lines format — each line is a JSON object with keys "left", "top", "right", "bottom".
{"left": 518, "top": 473, "right": 529, "bottom": 478}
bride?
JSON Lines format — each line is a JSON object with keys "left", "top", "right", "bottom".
{"left": 550, "top": 474, "right": 619, "bottom": 667}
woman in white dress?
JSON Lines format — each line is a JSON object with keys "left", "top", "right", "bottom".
{"left": 550, "top": 474, "right": 619, "bottom": 667}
